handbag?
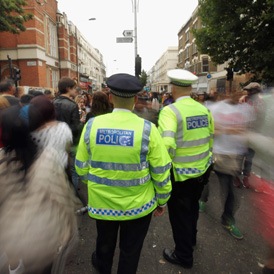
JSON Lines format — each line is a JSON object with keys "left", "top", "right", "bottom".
{"left": 213, "top": 153, "right": 243, "bottom": 176}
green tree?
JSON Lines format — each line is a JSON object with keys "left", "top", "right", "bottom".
{"left": 0, "top": 0, "right": 33, "bottom": 34}
{"left": 193, "top": 0, "right": 274, "bottom": 83}
{"left": 139, "top": 69, "right": 148, "bottom": 86}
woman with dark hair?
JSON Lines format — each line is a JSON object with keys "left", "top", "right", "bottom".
{"left": 86, "top": 91, "right": 112, "bottom": 121}
{"left": 83, "top": 92, "right": 91, "bottom": 113}
{"left": 0, "top": 97, "right": 80, "bottom": 274}
{"left": 29, "top": 95, "right": 72, "bottom": 168}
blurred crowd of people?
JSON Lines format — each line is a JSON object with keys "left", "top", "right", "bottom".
{"left": 0, "top": 74, "right": 274, "bottom": 274}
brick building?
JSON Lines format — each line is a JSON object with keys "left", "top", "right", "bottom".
{"left": 0, "top": 0, "right": 106, "bottom": 92}
{"left": 0, "top": 0, "right": 60, "bottom": 90}
{"left": 177, "top": 6, "right": 217, "bottom": 93}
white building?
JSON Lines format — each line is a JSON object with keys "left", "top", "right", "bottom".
{"left": 149, "top": 46, "right": 178, "bottom": 93}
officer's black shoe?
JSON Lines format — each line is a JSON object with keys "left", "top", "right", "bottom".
{"left": 163, "top": 248, "right": 193, "bottom": 269}
{"left": 91, "top": 251, "right": 100, "bottom": 272}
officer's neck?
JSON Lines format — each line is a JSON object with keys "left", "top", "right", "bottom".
{"left": 171, "top": 86, "right": 192, "bottom": 101}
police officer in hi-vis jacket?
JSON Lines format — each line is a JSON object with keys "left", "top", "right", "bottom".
{"left": 75, "top": 73, "right": 172, "bottom": 274}
{"left": 158, "top": 69, "right": 214, "bottom": 269}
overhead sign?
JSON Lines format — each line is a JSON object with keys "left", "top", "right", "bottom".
{"left": 123, "top": 30, "right": 133, "bottom": 37}
{"left": 116, "top": 37, "right": 133, "bottom": 43}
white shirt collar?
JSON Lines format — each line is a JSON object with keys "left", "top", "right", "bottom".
{"left": 113, "top": 108, "right": 131, "bottom": 113}
{"left": 176, "top": 95, "right": 190, "bottom": 102}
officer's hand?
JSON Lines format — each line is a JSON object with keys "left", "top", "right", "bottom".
{"left": 153, "top": 206, "right": 165, "bottom": 217}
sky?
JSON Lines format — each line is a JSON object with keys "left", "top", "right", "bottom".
{"left": 57, "top": 0, "right": 199, "bottom": 77}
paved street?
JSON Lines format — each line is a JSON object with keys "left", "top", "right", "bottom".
{"left": 65, "top": 172, "right": 268, "bottom": 274}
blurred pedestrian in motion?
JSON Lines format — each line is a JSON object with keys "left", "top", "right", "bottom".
{"left": 0, "top": 104, "right": 80, "bottom": 274}
{"left": 133, "top": 92, "right": 159, "bottom": 126}
{"left": 83, "top": 92, "right": 91, "bottom": 113}
{"left": 0, "top": 79, "right": 19, "bottom": 106}
{"left": 158, "top": 69, "right": 214, "bottom": 269}
{"left": 86, "top": 91, "right": 112, "bottom": 121}
{"left": 162, "top": 91, "right": 174, "bottom": 106}
{"left": 210, "top": 91, "right": 253, "bottom": 239}
{"left": 196, "top": 90, "right": 206, "bottom": 104}
{"left": 29, "top": 95, "right": 73, "bottom": 169}
{"left": 243, "top": 91, "right": 274, "bottom": 273}
{"left": 53, "top": 77, "right": 83, "bottom": 191}
{"left": 19, "top": 94, "right": 34, "bottom": 107}
{"left": 75, "top": 73, "right": 172, "bottom": 274}
{"left": 151, "top": 92, "right": 160, "bottom": 111}
{"left": 239, "top": 82, "right": 264, "bottom": 188}
{"left": 29, "top": 89, "right": 44, "bottom": 97}
{"left": 44, "top": 89, "right": 54, "bottom": 101}
{"left": 75, "top": 95, "right": 87, "bottom": 123}
{"left": 0, "top": 95, "right": 10, "bottom": 149}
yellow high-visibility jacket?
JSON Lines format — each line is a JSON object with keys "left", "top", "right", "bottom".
{"left": 158, "top": 97, "right": 214, "bottom": 182}
{"left": 75, "top": 110, "right": 172, "bottom": 221}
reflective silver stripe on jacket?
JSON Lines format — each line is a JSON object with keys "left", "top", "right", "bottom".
{"left": 161, "top": 131, "right": 176, "bottom": 138}
{"left": 150, "top": 162, "right": 171, "bottom": 174}
{"left": 75, "top": 159, "right": 89, "bottom": 168}
{"left": 152, "top": 175, "right": 171, "bottom": 187}
{"left": 173, "top": 150, "right": 209, "bottom": 163}
{"left": 88, "top": 173, "right": 151, "bottom": 187}
{"left": 84, "top": 118, "right": 95, "bottom": 154}
{"left": 177, "top": 136, "right": 211, "bottom": 147}
{"left": 90, "top": 161, "right": 149, "bottom": 171}
{"left": 155, "top": 192, "right": 171, "bottom": 200}
{"left": 79, "top": 174, "right": 88, "bottom": 181}
{"left": 140, "top": 120, "right": 151, "bottom": 163}
{"left": 88, "top": 197, "right": 156, "bottom": 217}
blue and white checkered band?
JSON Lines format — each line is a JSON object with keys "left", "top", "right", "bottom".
{"left": 88, "top": 197, "right": 157, "bottom": 217}
{"left": 110, "top": 89, "right": 137, "bottom": 98}
{"left": 170, "top": 81, "right": 192, "bottom": 87}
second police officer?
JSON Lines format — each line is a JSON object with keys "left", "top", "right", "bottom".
{"left": 158, "top": 69, "right": 214, "bottom": 269}
{"left": 75, "top": 73, "right": 172, "bottom": 274}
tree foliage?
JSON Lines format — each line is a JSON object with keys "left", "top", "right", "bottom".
{"left": 139, "top": 70, "right": 148, "bottom": 86}
{"left": 193, "top": 0, "right": 274, "bottom": 83}
{"left": 0, "top": 0, "right": 33, "bottom": 34}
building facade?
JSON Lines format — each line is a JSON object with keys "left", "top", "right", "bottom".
{"left": 0, "top": 0, "right": 106, "bottom": 93}
{"left": 177, "top": 6, "right": 217, "bottom": 93}
{"left": 148, "top": 46, "right": 178, "bottom": 93}
{"left": 0, "top": 0, "right": 59, "bottom": 90}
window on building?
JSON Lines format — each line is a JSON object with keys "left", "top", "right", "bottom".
{"left": 48, "top": 21, "right": 57, "bottom": 58}
{"left": 51, "top": 69, "right": 58, "bottom": 89}
{"left": 179, "top": 52, "right": 182, "bottom": 63}
{"left": 192, "top": 43, "right": 197, "bottom": 54}
{"left": 185, "top": 47, "right": 189, "bottom": 60}
{"left": 179, "top": 35, "right": 183, "bottom": 48}
{"left": 185, "top": 30, "right": 189, "bottom": 42}
{"left": 202, "top": 57, "right": 209, "bottom": 72}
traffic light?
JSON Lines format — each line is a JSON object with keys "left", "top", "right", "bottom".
{"left": 13, "top": 68, "right": 21, "bottom": 81}
{"left": 226, "top": 68, "right": 233, "bottom": 81}
{"left": 135, "top": 55, "right": 141, "bottom": 77}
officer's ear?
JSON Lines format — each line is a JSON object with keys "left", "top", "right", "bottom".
{"left": 134, "top": 95, "right": 138, "bottom": 104}
{"left": 109, "top": 94, "right": 114, "bottom": 104}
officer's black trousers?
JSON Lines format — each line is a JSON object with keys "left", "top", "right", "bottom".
{"left": 95, "top": 212, "right": 152, "bottom": 274}
{"left": 168, "top": 169, "right": 211, "bottom": 267}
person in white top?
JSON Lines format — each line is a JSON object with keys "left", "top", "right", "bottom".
{"left": 210, "top": 91, "right": 254, "bottom": 239}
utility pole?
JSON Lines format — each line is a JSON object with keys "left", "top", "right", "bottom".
{"left": 134, "top": 0, "right": 138, "bottom": 58}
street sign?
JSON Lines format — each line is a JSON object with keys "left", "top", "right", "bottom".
{"left": 116, "top": 37, "right": 133, "bottom": 43}
{"left": 123, "top": 30, "right": 133, "bottom": 37}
